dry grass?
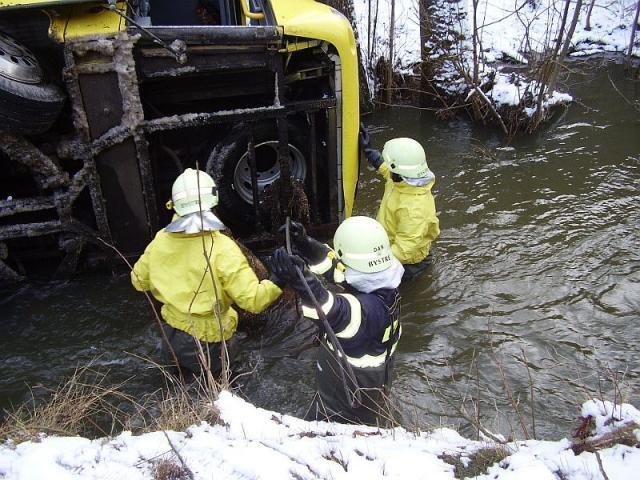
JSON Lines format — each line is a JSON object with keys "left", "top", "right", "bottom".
{"left": 154, "top": 458, "right": 193, "bottom": 480}
{"left": 0, "top": 352, "right": 231, "bottom": 444}
{"left": 129, "top": 366, "right": 223, "bottom": 434}
{"left": 440, "top": 446, "right": 510, "bottom": 479}
{"left": 0, "top": 364, "right": 132, "bottom": 443}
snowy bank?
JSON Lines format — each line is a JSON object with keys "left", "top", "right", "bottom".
{"left": 354, "top": 0, "right": 639, "bottom": 74}
{"left": 353, "top": 0, "right": 639, "bottom": 121}
{"left": 1, "top": 392, "right": 639, "bottom": 479}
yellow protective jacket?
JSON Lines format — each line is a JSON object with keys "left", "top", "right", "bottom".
{"left": 131, "top": 230, "right": 282, "bottom": 342}
{"left": 376, "top": 163, "right": 440, "bottom": 264}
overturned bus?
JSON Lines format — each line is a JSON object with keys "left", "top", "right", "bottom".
{"left": 0, "top": 0, "right": 360, "bottom": 283}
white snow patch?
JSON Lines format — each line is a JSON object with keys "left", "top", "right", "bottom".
{"left": 2, "top": 394, "right": 638, "bottom": 479}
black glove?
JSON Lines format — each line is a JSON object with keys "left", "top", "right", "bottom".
{"left": 279, "top": 221, "right": 330, "bottom": 265}
{"left": 268, "top": 262, "right": 287, "bottom": 289}
{"left": 364, "top": 148, "right": 383, "bottom": 169}
{"left": 270, "top": 247, "right": 329, "bottom": 306}
{"left": 359, "top": 123, "right": 383, "bottom": 169}
{"left": 271, "top": 247, "right": 306, "bottom": 285}
{"left": 359, "top": 122, "right": 371, "bottom": 150}
{"left": 287, "top": 220, "right": 307, "bottom": 244}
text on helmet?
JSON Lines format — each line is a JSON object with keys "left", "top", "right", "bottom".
{"left": 368, "top": 254, "right": 391, "bottom": 268}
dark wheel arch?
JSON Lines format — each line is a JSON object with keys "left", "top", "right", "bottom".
{"left": 206, "top": 120, "right": 310, "bottom": 235}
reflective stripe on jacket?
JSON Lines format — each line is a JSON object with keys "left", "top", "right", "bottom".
{"left": 376, "top": 163, "right": 440, "bottom": 264}
{"left": 308, "top": 249, "right": 346, "bottom": 284}
{"left": 131, "top": 229, "right": 282, "bottom": 342}
{"left": 302, "top": 287, "right": 401, "bottom": 369}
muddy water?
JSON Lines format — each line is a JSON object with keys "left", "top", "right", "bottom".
{"left": 1, "top": 61, "right": 638, "bottom": 439}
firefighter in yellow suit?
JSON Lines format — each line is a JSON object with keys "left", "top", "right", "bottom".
{"left": 359, "top": 125, "right": 440, "bottom": 280}
{"left": 131, "top": 169, "right": 282, "bottom": 376}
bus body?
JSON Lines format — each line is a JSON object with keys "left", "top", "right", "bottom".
{"left": 0, "top": 0, "right": 359, "bottom": 281}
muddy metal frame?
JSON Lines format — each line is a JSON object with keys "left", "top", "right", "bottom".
{"left": 0, "top": 26, "right": 340, "bottom": 282}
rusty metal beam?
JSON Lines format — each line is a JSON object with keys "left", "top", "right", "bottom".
{"left": 138, "top": 51, "right": 272, "bottom": 79}
{"left": 134, "top": 133, "right": 159, "bottom": 233}
{"left": 0, "top": 197, "right": 56, "bottom": 217}
{"left": 0, "top": 221, "right": 64, "bottom": 240}
{"left": 142, "top": 26, "right": 281, "bottom": 45}
{"left": 62, "top": 43, "right": 111, "bottom": 242}
{"left": 0, "top": 133, "right": 69, "bottom": 190}
{"left": 62, "top": 45, "right": 91, "bottom": 141}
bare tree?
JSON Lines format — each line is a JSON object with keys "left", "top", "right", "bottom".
{"left": 419, "top": 0, "right": 432, "bottom": 105}
{"left": 626, "top": 0, "right": 640, "bottom": 68}
{"left": 472, "top": 0, "right": 480, "bottom": 87}
{"left": 386, "top": 0, "right": 397, "bottom": 105}
{"left": 371, "top": 0, "right": 380, "bottom": 72}
{"left": 584, "top": 0, "right": 596, "bottom": 31}
{"left": 548, "top": 0, "right": 583, "bottom": 94}
{"left": 529, "top": 0, "right": 575, "bottom": 131}
{"left": 367, "top": 0, "right": 372, "bottom": 64}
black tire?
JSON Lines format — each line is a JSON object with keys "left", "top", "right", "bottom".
{"left": 207, "top": 121, "right": 309, "bottom": 234}
{"left": 0, "top": 31, "right": 64, "bottom": 134}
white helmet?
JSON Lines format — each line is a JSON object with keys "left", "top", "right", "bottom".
{"left": 382, "top": 137, "right": 430, "bottom": 179}
{"left": 333, "top": 216, "right": 393, "bottom": 273}
{"left": 170, "top": 168, "right": 218, "bottom": 216}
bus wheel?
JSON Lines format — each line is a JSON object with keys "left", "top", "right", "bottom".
{"left": 0, "top": 31, "right": 64, "bottom": 134}
{"left": 207, "top": 121, "right": 309, "bottom": 234}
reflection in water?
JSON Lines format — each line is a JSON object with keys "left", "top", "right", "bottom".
{"left": 1, "top": 62, "right": 639, "bottom": 438}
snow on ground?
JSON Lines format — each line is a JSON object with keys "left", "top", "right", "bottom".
{"left": 353, "top": 0, "right": 639, "bottom": 111}
{"left": 354, "top": 0, "right": 639, "bottom": 70}
{"left": 467, "top": 0, "right": 638, "bottom": 64}
{"left": 1, "top": 392, "right": 638, "bottom": 479}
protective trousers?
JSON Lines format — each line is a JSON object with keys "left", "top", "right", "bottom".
{"left": 402, "top": 254, "right": 433, "bottom": 282}
{"left": 307, "top": 343, "right": 395, "bottom": 426}
{"left": 161, "top": 323, "right": 239, "bottom": 378}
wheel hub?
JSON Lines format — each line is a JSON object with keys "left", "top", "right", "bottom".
{"left": 233, "top": 141, "right": 307, "bottom": 204}
{"left": 0, "top": 32, "right": 43, "bottom": 84}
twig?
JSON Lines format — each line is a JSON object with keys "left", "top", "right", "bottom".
{"left": 195, "top": 160, "right": 230, "bottom": 389}
{"left": 607, "top": 71, "right": 640, "bottom": 112}
{"left": 372, "top": 100, "right": 445, "bottom": 111}
{"left": 625, "top": 0, "right": 640, "bottom": 68}
{"left": 257, "top": 440, "right": 323, "bottom": 478}
{"left": 520, "top": 349, "right": 537, "bottom": 439}
{"left": 422, "top": 366, "right": 507, "bottom": 445}
{"left": 595, "top": 451, "right": 610, "bottom": 480}
{"left": 162, "top": 430, "right": 194, "bottom": 480}
{"left": 489, "top": 341, "right": 529, "bottom": 439}
{"left": 474, "top": 351, "right": 481, "bottom": 440}
{"left": 466, "top": 87, "right": 508, "bottom": 134}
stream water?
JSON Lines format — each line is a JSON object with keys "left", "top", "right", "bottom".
{"left": 1, "top": 60, "right": 639, "bottom": 439}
